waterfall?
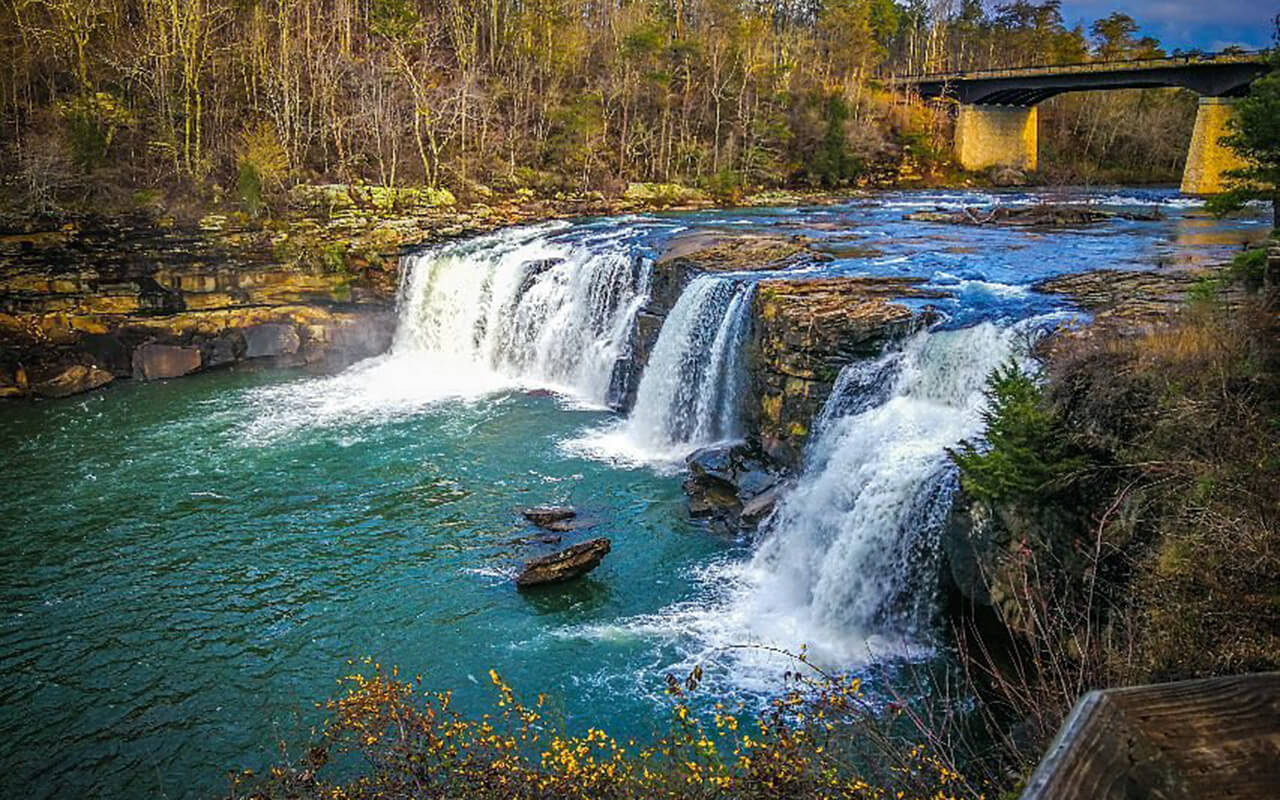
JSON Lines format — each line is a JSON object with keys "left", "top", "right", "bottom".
{"left": 733, "top": 323, "right": 1021, "bottom": 661}
{"left": 393, "top": 224, "right": 650, "bottom": 405}
{"left": 232, "top": 224, "right": 654, "bottom": 441}
{"left": 566, "top": 276, "right": 754, "bottom": 466}
{"left": 626, "top": 276, "right": 753, "bottom": 448}
{"left": 584, "top": 321, "right": 1035, "bottom": 684}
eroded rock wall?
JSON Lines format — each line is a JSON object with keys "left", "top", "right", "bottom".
{"left": 746, "top": 278, "right": 943, "bottom": 467}
{"left": 0, "top": 215, "right": 396, "bottom": 399}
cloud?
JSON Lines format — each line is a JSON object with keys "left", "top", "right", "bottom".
{"left": 1057, "top": 0, "right": 1275, "bottom": 49}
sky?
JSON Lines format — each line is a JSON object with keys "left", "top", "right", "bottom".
{"left": 1055, "top": 0, "right": 1276, "bottom": 52}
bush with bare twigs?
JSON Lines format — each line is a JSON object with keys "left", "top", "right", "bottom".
{"left": 943, "top": 267, "right": 1279, "bottom": 790}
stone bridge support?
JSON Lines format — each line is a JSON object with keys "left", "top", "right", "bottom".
{"left": 1181, "top": 97, "right": 1248, "bottom": 195}
{"left": 954, "top": 104, "right": 1038, "bottom": 172}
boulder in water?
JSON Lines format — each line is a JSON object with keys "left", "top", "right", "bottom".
{"left": 521, "top": 506, "right": 577, "bottom": 528}
{"left": 516, "top": 538, "right": 612, "bottom": 587}
{"left": 31, "top": 363, "right": 115, "bottom": 398}
{"left": 683, "top": 441, "right": 784, "bottom": 532}
{"left": 740, "top": 481, "right": 789, "bottom": 528}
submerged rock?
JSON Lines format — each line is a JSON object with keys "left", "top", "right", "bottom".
{"left": 541, "top": 517, "right": 598, "bottom": 533}
{"left": 516, "top": 538, "right": 612, "bottom": 587}
{"left": 521, "top": 506, "right": 577, "bottom": 527}
{"left": 507, "top": 533, "right": 563, "bottom": 546}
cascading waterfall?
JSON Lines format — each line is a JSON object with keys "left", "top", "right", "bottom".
{"left": 567, "top": 275, "right": 754, "bottom": 465}
{"left": 234, "top": 224, "right": 655, "bottom": 440}
{"left": 732, "top": 323, "right": 1024, "bottom": 660}
{"left": 592, "top": 321, "right": 1038, "bottom": 684}
{"left": 626, "top": 276, "right": 753, "bottom": 447}
{"left": 394, "top": 224, "right": 651, "bottom": 404}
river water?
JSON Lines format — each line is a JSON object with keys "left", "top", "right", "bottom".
{"left": 0, "top": 189, "right": 1266, "bottom": 798}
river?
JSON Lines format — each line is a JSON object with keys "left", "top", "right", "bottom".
{"left": 0, "top": 188, "right": 1266, "bottom": 798}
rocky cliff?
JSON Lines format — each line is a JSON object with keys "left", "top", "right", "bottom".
{"left": 747, "top": 278, "right": 945, "bottom": 466}
{"left": 0, "top": 213, "right": 399, "bottom": 398}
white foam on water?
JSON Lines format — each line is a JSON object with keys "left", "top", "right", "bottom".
{"left": 929, "top": 271, "right": 1031, "bottom": 299}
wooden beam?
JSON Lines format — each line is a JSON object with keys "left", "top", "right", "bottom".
{"left": 1022, "top": 673, "right": 1280, "bottom": 800}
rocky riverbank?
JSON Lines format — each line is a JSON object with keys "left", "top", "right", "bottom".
{"left": 940, "top": 247, "right": 1278, "bottom": 647}
{"left": 0, "top": 212, "right": 397, "bottom": 398}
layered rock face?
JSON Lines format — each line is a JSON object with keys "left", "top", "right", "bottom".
{"left": 747, "top": 278, "right": 945, "bottom": 466}
{"left": 1033, "top": 268, "right": 1225, "bottom": 325}
{"left": 0, "top": 215, "right": 396, "bottom": 398}
{"left": 905, "top": 204, "right": 1161, "bottom": 227}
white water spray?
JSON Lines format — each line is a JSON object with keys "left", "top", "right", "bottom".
{"left": 394, "top": 224, "right": 650, "bottom": 403}
{"left": 577, "top": 322, "right": 1036, "bottom": 685}
{"left": 566, "top": 276, "right": 754, "bottom": 466}
{"left": 233, "top": 224, "right": 654, "bottom": 441}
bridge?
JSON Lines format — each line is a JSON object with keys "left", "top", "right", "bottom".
{"left": 893, "top": 52, "right": 1272, "bottom": 194}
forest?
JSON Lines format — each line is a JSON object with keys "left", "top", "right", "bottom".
{"left": 1, "top": 0, "right": 1209, "bottom": 215}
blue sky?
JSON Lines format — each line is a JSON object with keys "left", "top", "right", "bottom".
{"left": 1056, "top": 0, "right": 1276, "bottom": 51}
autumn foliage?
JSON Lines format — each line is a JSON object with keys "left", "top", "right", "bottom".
{"left": 230, "top": 657, "right": 981, "bottom": 800}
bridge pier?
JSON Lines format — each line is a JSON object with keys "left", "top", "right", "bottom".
{"left": 1181, "top": 97, "right": 1248, "bottom": 195}
{"left": 955, "top": 104, "right": 1037, "bottom": 173}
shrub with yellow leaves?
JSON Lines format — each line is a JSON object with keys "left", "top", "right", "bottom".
{"left": 228, "top": 653, "right": 987, "bottom": 800}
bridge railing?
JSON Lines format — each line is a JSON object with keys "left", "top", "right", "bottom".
{"left": 891, "top": 49, "right": 1269, "bottom": 84}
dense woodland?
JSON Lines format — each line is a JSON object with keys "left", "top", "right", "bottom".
{"left": 1, "top": 0, "right": 1217, "bottom": 214}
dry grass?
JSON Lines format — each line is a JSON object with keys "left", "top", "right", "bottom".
{"left": 943, "top": 288, "right": 1278, "bottom": 790}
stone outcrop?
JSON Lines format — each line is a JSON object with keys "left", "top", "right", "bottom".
{"left": 1033, "top": 268, "right": 1222, "bottom": 325}
{"left": 747, "top": 277, "right": 946, "bottom": 466}
{"left": 683, "top": 441, "right": 786, "bottom": 533}
{"left": 905, "top": 204, "right": 1161, "bottom": 226}
{"left": 522, "top": 506, "right": 577, "bottom": 527}
{"left": 0, "top": 213, "right": 398, "bottom": 399}
{"left": 29, "top": 363, "right": 115, "bottom": 398}
{"left": 515, "top": 538, "right": 612, "bottom": 587}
